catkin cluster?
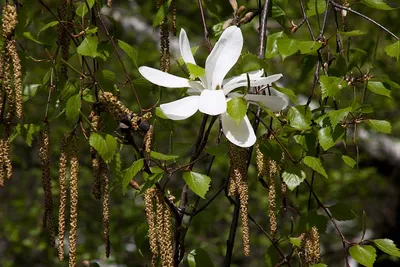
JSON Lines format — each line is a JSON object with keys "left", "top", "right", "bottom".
{"left": 57, "top": 134, "right": 80, "bottom": 267}
{"left": 144, "top": 188, "right": 174, "bottom": 267}
{"left": 98, "top": 92, "right": 136, "bottom": 121}
{"left": 88, "top": 108, "right": 111, "bottom": 257}
{"left": 157, "top": 0, "right": 171, "bottom": 72}
{"left": 39, "top": 121, "right": 56, "bottom": 246}
{"left": 228, "top": 144, "right": 250, "bottom": 256}
{"left": 255, "top": 142, "right": 281, "bottom": 238}
{"left": 57, "top": 0, "right": 74, "bottom": 78}
{"left": 300, "top": 227, "right": 321, "bottom": 265}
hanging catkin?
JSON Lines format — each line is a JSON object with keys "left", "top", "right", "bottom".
{"left": 68, "top": 135, "right": 79, "bottom": 267}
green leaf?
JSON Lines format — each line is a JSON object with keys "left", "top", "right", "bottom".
{"left": 186, "top": 63, "right": 205, "bottom": 80}
{"left": 37, "top": 21, "right": 58, "bottom": 37}
{"left": 303, "top": 156, "right": 328, "bottom": 178}
{"left": 271, "top": 2, "right": 286, "bottom": 19}
{"left": 82, "top": 89, "right": 95, "bottom": 103}
{"left": 117, "top": 39, "right": 138, "bottom": 68}
{"left": 306, "top": 0, "right": 327, "bottom": 17}
{"left": 287, "top": 105, "right": 312, "bottom": 131}
{"left": 328, "top": 202, "right": 356, "bottom": 221}
{"left": 318, "top": 125, "right": 344, "bottom": 151}
{"left": 139, "top": 171, "right": 164, "bottom": 195}
{"left": 61, "top": 79, "right": 78, "bottom": 101}
{"left": 342, "top": 155, "right": 356, "bottom": 168}
{"left": 349, "top": 245, "right": 376, "bottom": 267}
{"left": 373, "top": 239, "right": 400, "bottom": 257}
{"left": 23, "top": 32, "right": 45, "bottom": 45}
{"left": 361, "top": 0, "right": 395, "bottom": 10}
{"left": 273, "top": 84, "right": 297, "bottom": 103}
{"left": 89, "top": 133, "right": 117, "bottom": 163}
{"left": 298, "top": 41, "right": 322, "bottom": 54}
{"left": 23, "top": 84, "right": 40, "bottom": 102}
{"left": 77, "top": 36, "right": 99, "bottom": 58}
{"left": 385, "top": 41, "right": 400, "bottom": 61}
{"left": 187, "top": 248, "right": 215, "bottom": 267}
{"left": 227, "top": 97, "right": 247, "bottom": 124}
{"left": 153, "top": 0, "right": 172, "bottom": 27}
{"left": 289, "top": 237, "right": 302, "bottom": 247}
{"left": 366, "top": 119, "right": 392, "bottom": 134}
{"left": 183, "top": 172, "right": 211, "bottom": 199}
{"left": 328, "top": 107, "right": 351, "bottom": 128}
{"left": 206, "top": 142, "right": 229, "bottom": 157}
{"left": 203, "top": 0, "right": 220, "bottom": 20}
{"left": 122, "top": 159, "right": 144, "bottom": 194}
{"left": 155, "top": 107, "right": 168, "bottom": 119}
{"left": 282, "top": 165, "right": 306, "bottom": 190}
{"left": 76, "top": 0, "right": 95, "bottom": 16}
{"left": 259, "top": 139, "right": 284, "bottom": 162}
{"left": 310, "top": 264, "right": 327, "bottom": 267}
{"left": 298, "top": 210, "right": 328, "bottom": 233}
{"left": 150, "top": 151, "right": 179, "bottom": 161}
{"left": 349, "top": 48, "right": 368, "bottom": 69}
{"left": 94, "top": 70, "right": 116, "bottom": 88}
{"left": 66, "top": 94, "right": 81, "bottom": 123}
{"left": 338, "top": 30, "right": 366, "bottom": 37}
{"left": 15, "top": 124, "right": 40, "bottom": 146}
{"left": 266, "top": 31, "right": 285, "bottom": 58}
{"left": 319, "top": 76, "right": 346, "bottom": 98}
{"left": 234, "top": 53, "right": 268, "bottom": 74}
{"left": 277, "top": 38, "right": 299, "bottom": 60}
{"left": 367, "top": 81, "right": 391, "bottom": 97}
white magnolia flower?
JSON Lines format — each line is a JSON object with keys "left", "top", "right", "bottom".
{"left": 139, "top": 26, "right": 288, "bottom": 147}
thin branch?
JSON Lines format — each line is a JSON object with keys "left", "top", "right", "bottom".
{"left": 197, "top": 0, "right": 212, "bottom": 51}
{"left": 257, "top": 0, "right": 270, "bottom": 58}
{"left": 330, "top": 1, "right": 399, "bottom": 41}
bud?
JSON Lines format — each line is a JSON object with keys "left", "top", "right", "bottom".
{"left": 237, "top": 6, "right": 246, "bottom": 16}
{"left": 229, "top": 0, "right": 238, "bottom": 11}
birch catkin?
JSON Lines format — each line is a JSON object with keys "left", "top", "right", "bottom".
{"left": 68, "top": 135, "right": 79, "bottom": 267}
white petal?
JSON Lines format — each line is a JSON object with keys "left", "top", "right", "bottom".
{"left": 223, "top": 74, "right": 283, "bottom": 95}
{"left": 205, "top": 26, "right": 243, "bottom": 89}
{"left": 198, "top": 90, "right": 227, "bottom": 116}
{"left": 222, "top": 69, "right": 264, "bottom": 88}
{"left": 139, "top": 66, "right": 190, "bottom": 88}
{"left": 244, "top": 95, "right": 288, "bottom": 112}
{"left": 221, "top": 113, "right": 256, "bottom": 147}
{"left": 160, "top": 96, "right": 200, "bottom": 120}
{"left": 179, "top": 29, "right": 196, "bottom": 65}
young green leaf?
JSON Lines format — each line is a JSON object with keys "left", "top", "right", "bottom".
{"left": 328, "top": 107, "right": 351, "bottom": 128}
{"left": 289, "top": 237, "right": 302, "bottom": 247}
{"left": 23, "top": 32, "right": 45, "bottom": 45}
{"left": 76, "top": 0, "right": 95, "bottom": 16}
{"left": 282, "top": 165, "right": 306, "bottom": 190}
{"left": 385, "top": 41, "right": 400, "bottom": 61}
{"left": 153, "top": 0, "right": 172, "bottom": 27}
{"left": 328, "top": 202, "right": 356, "bottom": 221}
{"left": 37, "top": 21, "right": 59, "bottom": 37}
{"left": 89, "top": 133, "right": 117, "bottom": 163}
{"left": 187, "top": 248, "right": 215, "bottom": 267}
{"left": 310, "top": 264, "right": 327, "bottom": 267}
{"left": 227, "top": 97, "right": 247, "bottom": 124}
{"left": 183, "top": 172, "right": 211, "bottom": 199}
{"left": 319, "top": 76, "right": 345, "bottom": 98}
{"left": 339, "top": 30, "right": 366, "bottom": 37}
{"left": 66, "top": 94, "right": 81, "bottom": 123}
{"left": 287, "top": 105, "right": 312, "bottom": 131}
{"left": 361, "top": 0, "right": 395, "bottom": 10}
{"left": 150, "top": 151, "right": 179, "bottom": 161}
{"left": 77, "top": 36, "right": 99, "bottom": 58}
{"left": 367, "top": 81, "right": 391, "bottom": 97}
{"left": 186, "top": 63, "right": 205, "bottom": 80}
{"left": 265, "top": 31, "right": 286, "bottom": 58}
{"left": 122, "top": 159, "right": 144, "bottom": 194}
{"left": 303, "top": 156, "right": 328, "bottom": 178}
{"left": 366, "top": 119, "right": 392, "bottom": 134}
{"left": 277, "top": 38, "right": 299, "bottom": 60}
{"left": 306, "top": 0, "right": 327, "bottom": 17}
{"left": 349, "top": 245, "right": 376, "bottom": 267}
{"left": 117, "top": 40, "right": 138, "bottom": 68}
{"left": 23, "top": 84, "right": 40, "bottom": 102}
{"left": 372, "top": 239, "right": 400, "bottom": 257}
{"left": 298, "top": 41, "right": 322, "bottom": 54}
{"left": 342, "top": 155, "right": 357, "bottom": 168}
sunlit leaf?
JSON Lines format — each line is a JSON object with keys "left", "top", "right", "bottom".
{"left": 227, "top": 97, "right": 247, "bottom": 124}
{"left": 23, "top": 32, "right": 45, "bottom": 45}
{"left": 118, "top": 39, "right": 138, "bottom": 67}
{"left": 385, "top": 41, "right": 400, "bottom": 61}
{"left": 319, "top": 76, "right": 346, "bottom": 98}
{"left": 37, "top": 21, "right": 58, "bottom": 37}
{"left": 373, "top": 239, "right": 400, "bottom": 257}
{"left": 367, "top": 81, "right": 391, "bottom": 97}
{"left": 306, "top": 0, "right": 327, "bottom": 17}
{"left": 282, "top": 165, "right": 306, "bottom": 190}
{"left": 361, "top": 0, "right": 395, "bottom": 10}
{"left": 342, "top": 155, "right": 356, "bottom": 168}
{"left": 77, "top": 35, "right": 99, "bottom": 58}
{"left": 122, "top": 159, "right": 144, "bottom": 194}
{"left": 153, "top": 0, "right": 172, "bottom": 27}
{"left": 183, "top": 172, "right": 211, "bottom": 199}
{"left": 366, "top": 119, "right": 392, "bottom": 133}
{"left": 349, "top": 245, "right": 376, "bottom": 267}
{"left": 287, "top": 105, "right": 312, "bottom": 130}
{"left": 339, "top": 30, "right": 366, "bottom": 37}
{"left": 187, "top": 63, "right": 205, "bottom": 80}
{"left": 265, "top": 31, "right": 285, "bottom": 58}
{"left": 303, "top": 156, "right": 328, "bottom": 178}
{"left": 150, "top": 151, "right": 179, "bottom": 161}
{"left": 66, "top": 94, "right": 81, "bottom": 123}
